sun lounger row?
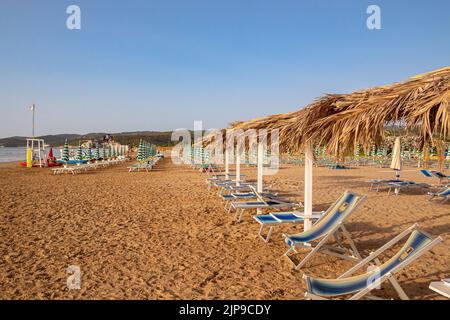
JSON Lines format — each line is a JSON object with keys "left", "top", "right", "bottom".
{"left": 207, "top": 174, "right": 302, "bottom": 223}
{"left": 268, "top": 191, "right": 442, "bottom": 299}
{"left": 52, "top": 158, "right": 128, "bottom": 175}
{"left": 420, "top": 169, "right": 450, "bottom": 184}
{"left": 368, "top": 179, "right": 430, "bottom": 194}
{"left": 127, "top": 156, "right": 161, "bottom": 172}
{"left": 198, "top": 167, "right": 444, "bottom": 299}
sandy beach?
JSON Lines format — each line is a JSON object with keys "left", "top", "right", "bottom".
{"left": 0, "top": 157, "right": 448, "bottom": 300}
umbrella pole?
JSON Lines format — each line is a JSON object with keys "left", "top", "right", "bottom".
{"left": 257, "top": 140, "right": 264, "bottom": 193}
{"left": 236, "top": 148, "right": 241, "bottom": 186}
{"left": 304, "top": 141, "right": 313, "bottom": 231}
{"left": 257, "top": 140, "right": 264, "bottom": 215}
{"left": 225, "top": 147, "right": 229, "bottom": 179}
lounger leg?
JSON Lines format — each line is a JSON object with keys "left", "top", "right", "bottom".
{"left": 283, "top": 246, "right": 298, "bottom": 266}
{"left": 382, "top": 268, "right": 409, "bottom": 300}
{"left": 234, "top": 209, "right": 240, "bottom": 222}
{"left": 304, "top": 292, "right": 329, "bottom": 300}
{"left": 340, "top": 225, "right": 362, "bottom": 260}
{"left": 295, "top": 232, "right": 335, "bottom": 270}
{"left": 258, "top": 225, "right": 273, "bottom": 243}
{"left": 235, "top": 209, "right": 244, "bottom": 223}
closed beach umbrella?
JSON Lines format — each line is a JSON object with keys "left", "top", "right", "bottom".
{"left": 94, "top": 145, "right": 100, "bottom": 160}
{"left": 61, "top": 139, "right": 70, "bottom": 163}
{"left": 86, "top": 147, "right": 92, "bottom": 161}
{"left": 76, "top": 142, "right": 83, "bottom": 161}
{"left": 390, "top": 137, "right": 402, "bottom": 179}
{"left": 137, "top": 140, "right": 144, "bottom": 161}
{"left": 101, "top": 145, "right": 106, "bottom": 160}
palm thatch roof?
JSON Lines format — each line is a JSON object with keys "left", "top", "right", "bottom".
{"left": 200, "top": 67, "right": 449, "bottom": 155}
{"left": 281, "top": 67, "right": 450, "bottom": 153}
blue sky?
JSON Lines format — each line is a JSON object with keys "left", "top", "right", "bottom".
{"left": 0, "top": 0, "right": 449, "bottom": 138}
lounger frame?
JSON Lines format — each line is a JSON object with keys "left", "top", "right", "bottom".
{"left": 283, "top": 193, "right": 366, "bottom": 270}
{"left": 304, "top": 223, "right": 443, "bottom": 300}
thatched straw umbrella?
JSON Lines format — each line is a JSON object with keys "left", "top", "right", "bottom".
{"left": 280, "top": 67, "right": 449, "bottom": 228}
{"left": 233, "top": 112, "right": 300, "bottom": 191}
{"left": 283, "top": 67, "right": 450, "bottom": 154}
{"left": 218, "top": 66, "right": 449, "bottom": 229}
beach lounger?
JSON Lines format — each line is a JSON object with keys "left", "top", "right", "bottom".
{"left": 386, "top": 181, "right": 429, "bottom": 195}
{"left": 254, "top": 192, "right": 355, "bottom": 242}
{"left": 206, "top": 173, "right": 244, "bottom": 181}
{"left": 431, "top": 171, "right": 450, "bottom": 184}
{"left": 428, "top": 187, "right": 450, "bottom": 203}
{"left": 368, "top": 179, "right": 403, "bottom": 191}
{"left": 429, "top": 279, "right": 450, "bottom": 299}
{"left": 231, "top": 186, "right": 302, "bottom": 223}
{"left": 206, "top": 174, "right": 247, "bottom": 190}
{"left": 217, "top": 182, "right": 258, "bottom": 195}
{"left": 128, "top": 163, "right": 153, "bottom": 172}
{"left": 368, "top": 179, "right": 428, "bottom": 194}
{"left": 283, "top": 191, "right": 365, "bottom": 269}
{"left": 52, "top": 166, "right": 81, "bottom": 175}
{"left": 208, "top": 180, "right": 253, "bottom": 193}
{"left": 304, "top": 224, "right": 442, "bottom": 300}
{"left": 254, "top": 211, "right": 324, "bottom": 242}
{"left": 421, "top": 169, "right": 449, "bottom": 184}
{"left": 420, "top": 169, "right": 434, "bottom": 178}
{"left": 221, "top": 191, "right": 277, "bottom": 211}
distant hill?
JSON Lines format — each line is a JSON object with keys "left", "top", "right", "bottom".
{"left": 0, "top": 131, "right": 176, "bottom": 147}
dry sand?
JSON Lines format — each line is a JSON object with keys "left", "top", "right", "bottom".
{"left": 0, "top": 157, "right": 448, "bottom": 299}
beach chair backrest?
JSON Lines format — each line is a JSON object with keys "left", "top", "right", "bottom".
{"left": 420, "top": 169, "right": 433, "bottom": 177}
{"left": 248, "top": 185, "right": 268, "bottom": 204}
{"left": 305, "top": 228, "right": 440, "bottom": 297}
{"left": 292, "top": 191, "right": 363, "bottom": 243}
{"left": 442, "top": 188, "right": 450, "bottom": 196}
{"left": 432, "top": 171, "right": 448, "bottom": 179}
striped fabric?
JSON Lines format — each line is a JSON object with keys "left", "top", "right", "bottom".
{"left": 285, "top": 192, "right": 360, "bottom": 245}
{"left": 61, "top": 139, "right": 70, "bottom": 162}
{"left": 306, "top": 230, "right": 433, "bottom": 296}
{"left": 420, "top": 169, "right": 433, "bottom": 177}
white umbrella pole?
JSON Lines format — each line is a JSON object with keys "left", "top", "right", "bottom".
{"left": 257, "top": 140, "right": 264, "bottom": 215}
{"left": 236, "top": 148, "right": 241, "bottom": 186}
{"left": 225, "top": 147, "right": 229, "bottom": 179}
{"left": 304, "top": 142, "right": 313, "bottom": 230}
{"left": 257, "top": 141, "right": 264, "bottom": 193}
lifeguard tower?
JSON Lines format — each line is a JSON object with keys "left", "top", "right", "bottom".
{"left": 26, "top": 138, "right": 45, "bottom": 168}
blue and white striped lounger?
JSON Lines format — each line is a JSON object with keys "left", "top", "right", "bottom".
{"left": 215, "top": 182, "right": 258, "bottom": 195}
{"left": 304, "top": 224, "right": 442, "bottom": 300}
{"left": 420, "top": 169, "right": 433, "bottom": 178}
{"left": 253, "top": 192, "right": 355, "bottom": 242}
{"left": 368, "top": 179, "right": 403, "bottom": 191}
{"left": 386, "top": 181, "right": 429, "bottom": 195}
{"left": 284, "top": 191, "right": 365, "bottom": 270}
{"left": 428, "top": 187, "right": 450, "bottom": 203}
{"left": 231, "top": 199, "right": 302, "bottom": 223}
{"left": 254, "top": 211, "right": 324, "bottom": 242}
{"left": 221, "top": 191, "right": 277, "bottom": 211}
{"left": 431, "top": 171, "right": 449, "bottom": 184}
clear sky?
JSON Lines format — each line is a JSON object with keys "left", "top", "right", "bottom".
{"left": 0, "top": 0, "right": 449, "bottom": 138}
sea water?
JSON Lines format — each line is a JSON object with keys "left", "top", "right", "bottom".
{"left": 0, "top": 147, "right": 62, "bottom": 163}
